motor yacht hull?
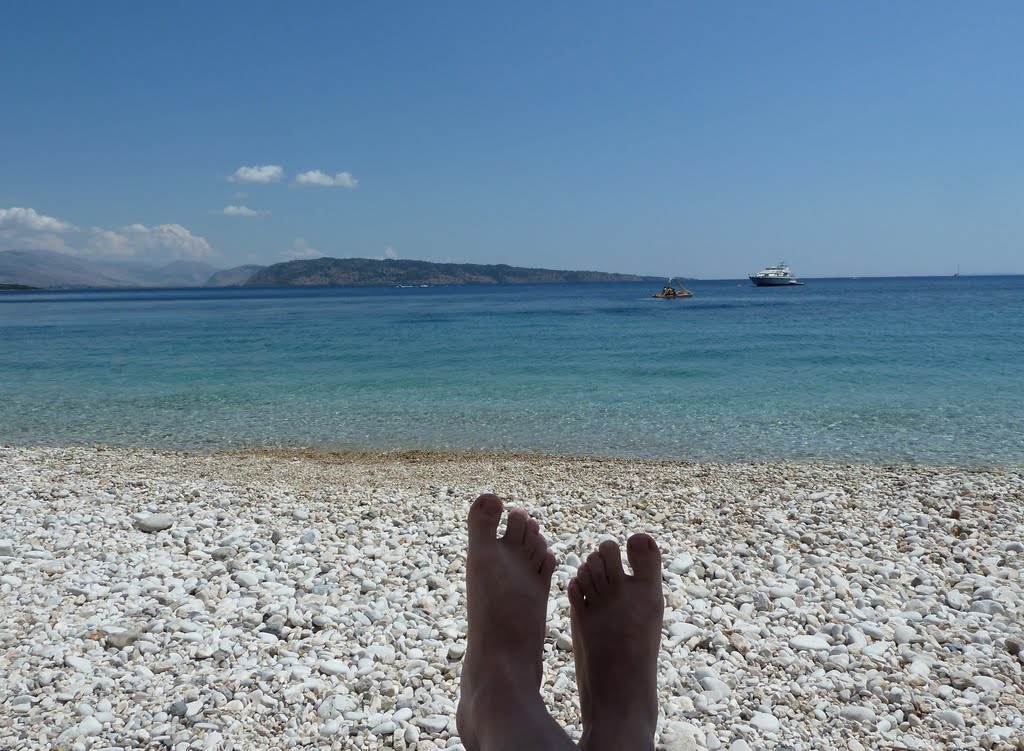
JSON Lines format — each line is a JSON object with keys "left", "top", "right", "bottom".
{"left": 749, "top": 276, "right": 804, "bottom": 286}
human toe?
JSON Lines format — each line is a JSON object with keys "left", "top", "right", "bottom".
{"left": 503, "top": 507, "right": 529, "bottom": 545}
{"left": 598, "top": 539, "right": 625, "bottom": 585}
{"left": 576, "top": 562, "right": 597, "bottom": 599}
{"left": 528, "top": 529, "right": 548, "bottom": 564}
{"left": 540, "top": 549, "right": 556, "bottom": 578}
{"left": 467, "top": 494, "right": 503, "bottom": 543}
{"left": 626, "top": 533, "right": 662, "bottom": 581}
{"left": 567, "top": 577, "right": 585, "bottom": 609}
{"left": 586, "top": 551, "right": 608, "bottom": 592}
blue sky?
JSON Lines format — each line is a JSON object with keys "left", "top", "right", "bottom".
{"left": 2, "top": 2, "right": 1021, "bottom": 277}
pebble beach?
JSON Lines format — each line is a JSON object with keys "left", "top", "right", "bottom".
{"left": 1, "top": 446, "right": 1022, "bottom": 751}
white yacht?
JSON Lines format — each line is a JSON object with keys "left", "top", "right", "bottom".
{"left": 749, "top": 262, "right": 804, "bottom": 286}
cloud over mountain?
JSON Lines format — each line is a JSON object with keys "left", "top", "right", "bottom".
{"left": 0, "top": 206, "right": 79, "bottom": 253}
{"left": 88, "top": 224, "right": 215, "bottom": 260}
{"left": 0, "top": 207, "right": 77, "bottom": 233}
{"left": 1, "top": 206, "right": 216, "bottom": 264}
{"left": 286, "top": 238, "right": 322, "bottom": 260}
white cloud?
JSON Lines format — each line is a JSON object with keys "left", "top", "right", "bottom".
{"left": 0, "top": 206, "right": 77, "bottom": 233}
{"left": 220, "top": 205, "right": 266, "bottom": 217}
{"left": 229, "top": 164, "right": 284, "bottom": 184}
{"left": 0, "top": 206, "right": 78, "bottom": 252}
{"left": 0, "top": 230, "right": 76, "bottom": 253}
{"left": 87, "top": 223, "right": 216, "bottom": 261}
{"left": 286, "top": 238, "right": 322, "bottom": 260}
{"left": 86, "top": 228, "right": 135, "bottom": 258}
{"left": 295, "top": 169, "right": 359, "bottom": 189}
{"left": 1, "top": 206, "right": 216, "bottom": 264}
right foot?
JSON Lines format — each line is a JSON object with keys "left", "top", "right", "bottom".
{"left": 568, "top": 534, "right": 664, "bottom": 751}
{"left": 456, "top": 494, "right": 559, "bottom": 751}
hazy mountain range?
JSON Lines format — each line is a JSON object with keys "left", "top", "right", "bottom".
{"left": 0, "top": 249, "right": 658, "bottom": 290}
{"left": 0, "top": 249, "right": 258, "bottom": 289}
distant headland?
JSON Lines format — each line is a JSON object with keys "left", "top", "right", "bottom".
{"left": 0, "top": 249, "right": 660, "bottom": 290}
{"left": 245, "top": 258, "right": 660, "bottom": 287}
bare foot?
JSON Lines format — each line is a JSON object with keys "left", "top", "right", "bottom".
{"left": 568, "top": 534, "right": 664, "bottom": 751}
{"left": 456, "top": 494, "right": 576, "bottom": 751}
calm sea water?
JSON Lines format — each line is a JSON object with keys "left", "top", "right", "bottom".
{"left": 1, "top": 277, "right": 1022, "bottom": 466}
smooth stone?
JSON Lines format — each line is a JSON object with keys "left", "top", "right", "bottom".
{"left": 894, "top": 625, "right": 917, "bottom": 644}
{"left": 78, "top": 716, "right": 103, "bottom": 737}
{"left": 105, "top": 630, "right": 143, "bottom": 649}
{"left": 934, "top": 710, "right": 965, "bottom": 727}
{"left": 945, "top": 591, "right": 968, "bottom": 610}
{"left": 66, "top": 656, "right": 92, "bottom": 673}
{"left": 750, "top": 712, "right": 780, "bottom": 732}
{"left": 392, "top": 707, "right": 413, "bottom": 723}
{"left": 668, "top": 555, "right": 694, "bottom": 574}
{"left": 319, "top": 659, "right": 348, "bottom": 676}
{"left": 659, "top": 721, "right": 698, "bottom": 751}
{"left": 417, "top": 715, "right": 450, "bottom": 733}
{"left": 790, "top": 635, "right": 831, "bottom": 651}
{"left": 839, "top": 706, "right": 876, "bottom": 724}
{"left": 233, "top": 571, "right": 259, "bottom": 588}
{"left": 908, "top": 660, "right": 930, "bottom": 678}
{"left": 699, "top": 677, "right": 731, "bottom": 697}
{"left": 974, "top": 675, "right": 1004, "bottom": 692}
{"left": 317, "top": 694, "right": 357, "bottom": 719}
{"left": 669, "top": 623, "right": 700, "bottom": 641}
{"left": 136, "top": 514, "right": 174, "bottom": 533}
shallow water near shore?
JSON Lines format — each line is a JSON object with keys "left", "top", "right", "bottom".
{"left": 1, "top": 276, "right": 1022, "bottom": 466}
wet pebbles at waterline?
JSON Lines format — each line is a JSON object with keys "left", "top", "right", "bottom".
{"left": 1, "top": 447, "right": 1022, "bottom": 750}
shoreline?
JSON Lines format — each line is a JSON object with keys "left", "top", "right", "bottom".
{"left": 2, "top": 446, "right": 1022, "bottom": 749}
{"left": 7, "top": 441, "right": 1024, "bottom": 473}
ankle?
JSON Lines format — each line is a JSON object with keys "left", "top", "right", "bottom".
{"left": 580, "top": 720, "right": 657, "bottom": 751}
{"left": 467, "top": 675, "right": 553, "bottom": 748}
{"left": 463, "top": 656, "right": 542, "bottom": 707}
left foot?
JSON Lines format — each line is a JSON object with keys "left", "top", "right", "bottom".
{"left": 456, "top": 494, "right": 559, "bottom": 751}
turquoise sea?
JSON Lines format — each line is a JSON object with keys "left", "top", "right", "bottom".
{"left": 1, "top": 277, "right": 1022, "bottom": 467}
